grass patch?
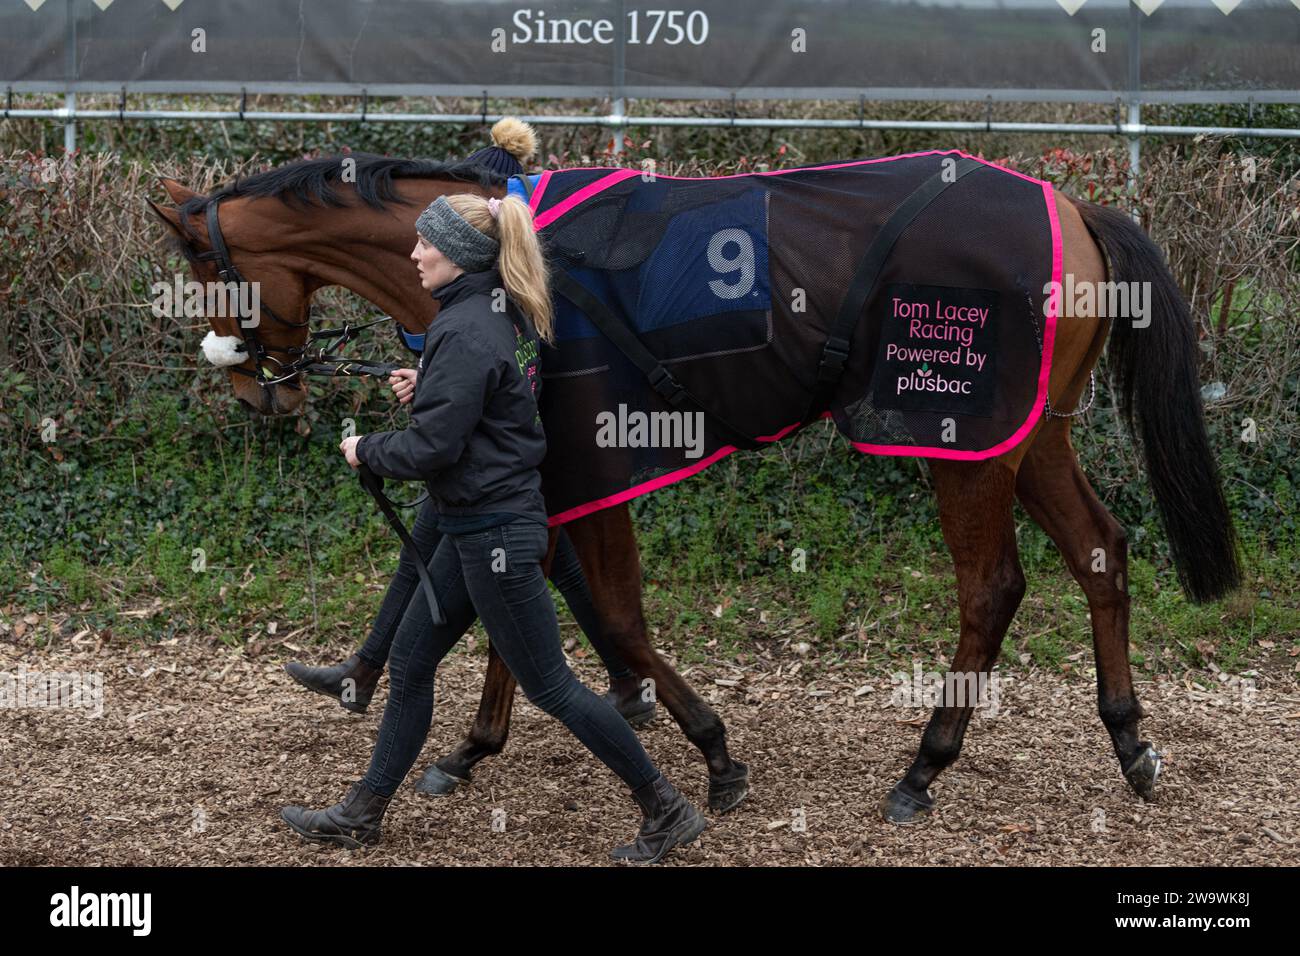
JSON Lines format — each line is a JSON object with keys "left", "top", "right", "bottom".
{"left": 4, "top": 402, "right": 1295, "bottom": 686}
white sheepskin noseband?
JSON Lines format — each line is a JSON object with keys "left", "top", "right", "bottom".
{"left": 201, "top": 330, "right": 249, "bottom": 368}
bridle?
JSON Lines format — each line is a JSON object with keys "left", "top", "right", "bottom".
{"left": 194, "top": 198, "right": 403, "bottom": 394}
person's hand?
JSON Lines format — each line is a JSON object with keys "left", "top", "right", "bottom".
{"left": 340, "top": 435, "right": 363, "bottom": 469}
{"left": 389, "top": 368, "right": 418, "bottom": 404}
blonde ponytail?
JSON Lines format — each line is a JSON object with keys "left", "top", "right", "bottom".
{"left": 442, "top": 193, "right": 554, "bottom": 344}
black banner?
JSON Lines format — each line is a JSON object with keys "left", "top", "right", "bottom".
{"left": 0, "top": 0, "right": 1297, "bottom": 102}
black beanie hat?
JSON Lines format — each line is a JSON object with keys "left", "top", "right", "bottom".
{"left": 465, "top": 145, "right": 524, "bottom": 178}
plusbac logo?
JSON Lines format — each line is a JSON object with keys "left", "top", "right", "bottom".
{"left": 893, "top": 363, "right": 974, "bottom": 397}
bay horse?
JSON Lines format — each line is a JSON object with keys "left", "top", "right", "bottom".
{"left": 146, "top": 153, "right": 1240, "bottom": 823}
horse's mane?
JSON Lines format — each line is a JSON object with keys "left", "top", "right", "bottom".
{"left": 173, "top": 153, "right": 505, "bottom": 245}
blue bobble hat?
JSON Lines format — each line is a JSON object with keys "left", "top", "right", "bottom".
{"left": 464, "top": 117, "right": 538, "bottom": 178}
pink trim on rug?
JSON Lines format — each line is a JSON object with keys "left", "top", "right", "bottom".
{"left": 542, "top": 155, "right": 1064, "bottom": 525}
{"left": 529, "top": 150, "right": 1030, "bottom": 236}
{"left": 547, "top": 418, "right": 813, "bottom": 526}
{"left": 532, "top": 168, "right": 641, "bottom": 230}
{"left": 528, "top": 170, "right": 553, "bottom": 215}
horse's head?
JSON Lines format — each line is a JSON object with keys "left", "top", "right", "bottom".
{"left": 147, "top": 179, "right": 319, "bottom": 415}
{"left": 147, "top": 155, "right": 513, "bottom": 416}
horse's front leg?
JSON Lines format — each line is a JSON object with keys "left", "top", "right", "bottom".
{"left": 565, "top": 505, "right": 751, "bottom": 813}
{"left": 418, "top": 528, "right": 564, "bottom": 795}
{"left": 417, "top": 641, "right": 518, "bottom": 795}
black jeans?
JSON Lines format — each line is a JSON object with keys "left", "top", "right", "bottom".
{"left": 361, "top": 517, "right": 661, "bottom": 798}
{"left": 358, "top": 499, "right": 634, "bottom": 683}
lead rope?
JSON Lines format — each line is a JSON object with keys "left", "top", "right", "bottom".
{"left": 358, "top": 464, "right": 445, "bottom": 627}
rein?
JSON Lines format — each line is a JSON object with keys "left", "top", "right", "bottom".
{"left": 358, "top": 464, "right": 444, "bottom": 627}
{"left": 195, "top": 198, "right": 403, "bottom": 391}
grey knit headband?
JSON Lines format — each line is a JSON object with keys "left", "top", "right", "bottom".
{"left": 414, "top": 196, "right": 500, "bottom": 272}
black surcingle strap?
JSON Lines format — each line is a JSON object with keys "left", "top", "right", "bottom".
{"left": 802, "top": 156, "right": 983, "bottom": 427}
{"left": 548, "top": 270, "right": 763, "bottom": 451}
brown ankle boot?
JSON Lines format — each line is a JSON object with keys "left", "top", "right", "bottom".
{"left": 284, "top": 653, "right": 382, "bottom": 713}
{"left": 280, "top": 781, "right": 391, "bottom": 849}
{"left": 610, "top": 775, "right": 706, "bottom": 864}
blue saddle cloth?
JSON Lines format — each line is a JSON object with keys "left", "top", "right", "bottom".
{"left": 524, "top": 172, "right": 773, "bottom": 376}
{"left": 506, "top": 174, "right": 538, "bottom": 204}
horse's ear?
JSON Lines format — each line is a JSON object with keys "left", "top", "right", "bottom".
{"left": 160, "top": 177, "right": 200, "bottom": 205}
{"left": 144, "top": 197, "right": 187, "bottom": 241}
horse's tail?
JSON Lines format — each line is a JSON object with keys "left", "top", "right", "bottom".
{"left": 1071, "top": 197, "right": 1241, "bottom": 604}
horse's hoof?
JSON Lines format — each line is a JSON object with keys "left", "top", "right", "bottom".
{"left": 623, "top": 706, "right": 656, "bottom": 728}
{"left": 1123, "top": 743, "right": 1162, "bottom": 802}
{"left": 414, "top": 764, "right": 468, "bottom": 797}
{"left": 707, "top": 762, "right": 750, "bottom": 814}
{"left": 604, "top": 689, "right": 656, "bottom": 728}
{"left": 881, "top": 785, "right": 934, "bottom": 824}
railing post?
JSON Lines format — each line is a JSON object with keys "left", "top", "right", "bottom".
{"left": 63, "top": 0, "right": 77, "bottom": 155}
{"left": 611, "top": 0, "right": 627, "bottom": 155}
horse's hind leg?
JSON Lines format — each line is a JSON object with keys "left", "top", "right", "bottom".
{"left": 1014, "top": 417, "right": 1161, "bottom": 800}
{"left": 882, "top": 459, "right": 1026, "bottom": 824}
{"left": 564, "top": 505, "right": 751, "bottom": 813}
{"left": 420, "top": 507, "right": 751, "bottom": 813}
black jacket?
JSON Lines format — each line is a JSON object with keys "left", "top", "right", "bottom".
{"left": 357, "top": 268, "right": 548, "bottom": 523}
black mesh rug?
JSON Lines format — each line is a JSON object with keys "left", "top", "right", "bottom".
{"left": 506, "top": 150, "right": 1062, "bottom": 524}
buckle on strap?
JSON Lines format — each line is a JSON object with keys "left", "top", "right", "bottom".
{"left": 816, "top": 336, "right": 851, "bottom": 382}
{"left": 646, "top": 365, "right": 685, "bottom": 406}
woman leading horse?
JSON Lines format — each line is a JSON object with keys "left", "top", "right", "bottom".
{"left": 278, "top": 189, "right": 706, "bottom": 863}
{"left": 280, "top": 131, "right": 652, "bottom": 740}
{"left": 151, "top": 121, "right": 1239, "bottom": 827}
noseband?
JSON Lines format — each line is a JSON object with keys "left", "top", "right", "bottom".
{"left": 195, "top": 198, "right": 402, "bottom": 392}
